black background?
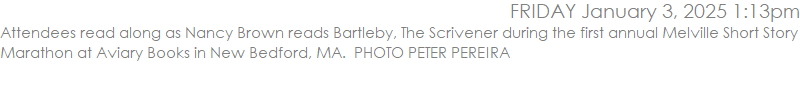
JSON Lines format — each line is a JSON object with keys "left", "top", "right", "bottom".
{"left": 0, "top": 1, "right": 799, "bottom": 105}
